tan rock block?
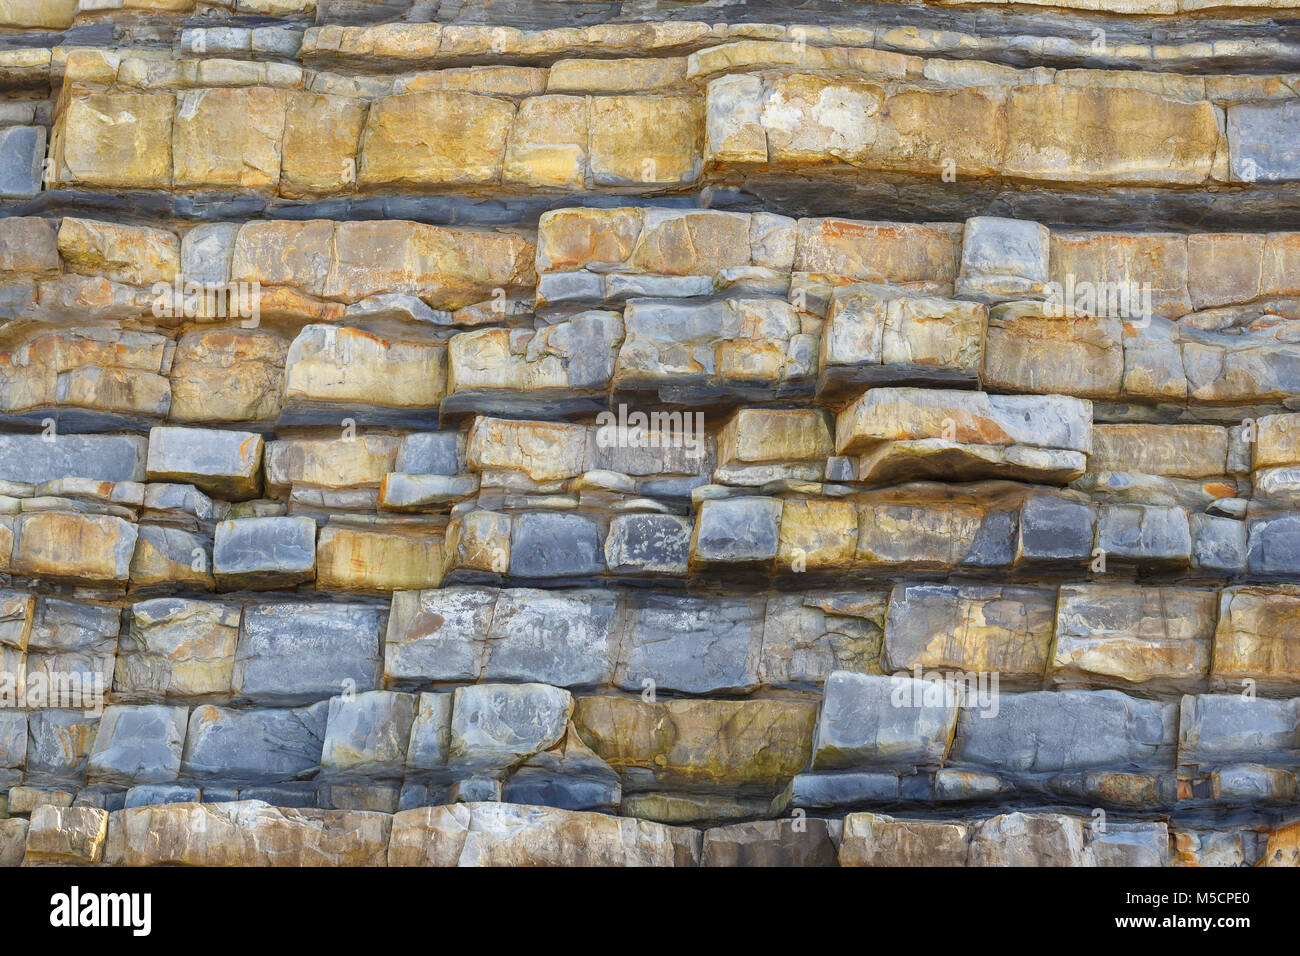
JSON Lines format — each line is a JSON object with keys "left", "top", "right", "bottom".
{"left": 777, "top": 498, "right": 858, "bottom": 571}
{"left": 23, "top": 805, "right": 108, "bottom": 866}
{"left": 1213, "top": 586, "right": 1300, "bottom": 688}
{"left": 503, "top": 95, "right": 589, "bottom": 189}
{"left": 168, "top": 329, "right": 287, "bottom": 424}
{"left": 230, "top": 219, "right": 334, "bottom": 296}
{"left": 1186, "top": 233, "right": 1265, "bottom": 309}
{"left": 588, "top": 95, "right": 703, "bottom": 186}
{"left": 883, "top": 583, "right": 1056, "bottom": 679}
{"left": 323, "top": 220, "right": 537, "bottom": 309}
{"left": 359, "top": 91, "right": 514, "bottom": 187}
{"left": 968, "top": 812, "right": 1087, "bottom": 866}
{"left": 1090, "top": 424, "right": 1229, "bottom": 478}
{"left": 444, "top": 510, "right": 510, "bottom": 574}
{"left": 982, "top": 302, "right": 1122, "bottom": 399}
{"left": 1004, "top": 85, "right": 1220, "bottom": 185}
{"left": 1256, "top": 413, "right": 1300, "bottom": 468}
{"left": 1262, "top": 820, "right": 1300, "bottom": 867}
{"left": 54, "top": 89, "right": 174, "bottom": 188}
{"left": 389, "top": 802, "right": 699, "bottom": 866}
{"left": 12, "top": 511, "right": 137, "bottom": 585}
{"left": 283, "top": 325, "right": 446, "bottom": 412}
{"left": 106, "top": 802, "right": 391, "bottom": 866}
{"left": 1049, "top": 231, "right": 1191, "bottom": 319}
{"left": 400, "top": 66, "right": 548, "bottom": 97}
{"left": 264, "top": 435, "right": 400, "bottom": 494}
{"left": 629, "top": 209, "right": 752, "bottom": 276}
{"left": 840, "top": 812, "right": 969, "bottom": 867}
{"left": 0, "top": 0, "right": 76, "bottom": 29}
{"left": 279, "top": 92, "right": 366, "bottom": 198}
{"left": 1262, "top": 233, "right": 1300, "bottom": 297}
{"left": 466, "top": 417, "right": 590, "bottom": 482}
{"left": 872, "top": 86, "right": 1006, "bottom": 176}
{"left": 572, "top": 695, "right": 817, "bottom": 786}
{"left": 116, "top": 598, "right": 238, "bottom": 701}
{"left": 549, "top": 57, "right": 686, "bottom": 93}
{"left": 795, "top": 218, "right": 962, "bottom": 291}
{"left": 1053, "top": 584, "right": 1215, "bottom": 686}
{"left": 718, "top": 408, "right": 832, "bottom": 465}
{"left": 536, "top": 206, "right": 644, "bottom": 272}
{"left": 56, "top": 218, "right": 178, "bottom": 286}
{"left": 705, "top": 73, "right": 767, "bottom": 164}
{"left": 316, "top": 523, "right": 443, "bottom": 593}
{"left": 173, "top": 87, "right": 289, "bottom": 190}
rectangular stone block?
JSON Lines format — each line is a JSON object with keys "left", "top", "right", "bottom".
{"left": 315, "top": 523, "right": 443, "bottom": 593}
{"left": 982, "top": 303, "right": 1123, "bottom": 399}
{"left": 233, "top": 602, "right": 382, "bottom": 704}
{"left": 86, "top": 704, "right": 188, "bottom": 787}
{"left": 883, "top": 584, "right": 1056, "bottom": 680}
{"left": 173, "top": 87, "right": 289, "bottom": 190}
{"left": 146, "top": 426, "right": 264, "bottom": 499}
{"left": 1213, "top": 587, "right": 1300, "bottom": 689}
{"left": 359, "top": 91, "right": 515, "bottom": 187}
{"left": 1178, "top": 694, "right": 1299, "bottom": 766}
{"left": 12, "top": 512, "right": 137, "bottom": 586}
{"left": 116, "top": 598, "right": 240, "bottom": 701}
{"left": 951, "top": 690, "right": 1178, "bottom": 776}
{"left": 182, "top": 703, "right": 327, "bottom": 781}
{"left": 54, "top": 90, "right": 175, "bottom": 188}
{"left": 1053, "top": 585, "right": 1215, "bottom": 688}
{"left": 212, "top": 516, "right": 317, "bottom": 590}
{"left": 812, "top": 671, "right": 959, "bottom": 771}
{"left": 0, "top": 434, "right": 147, "bottom": 485}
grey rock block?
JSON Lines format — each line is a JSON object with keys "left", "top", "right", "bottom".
{"left": 24, "top": 710, "right": 100, "bottom": 783}
{"left": 604, "top": 513, "right": 692, "bottom": 575}
{"left": 1247, "top": 513, "right": 1300, "bottom": 576}
{"left": 691, "top": 496, "right": 782, "bottom": 566}
{"left": 1084, "top": 821, "right": 1168, "bottom": 867}
{"left": 124, "top": 783, "right": 201, "bottom": 809}
{"left": 1178, "top": 694, "right": 1299, "bottom": 766}
{"left": 146, "top": 426, "right": 264, "bottom": 499}
{"left": 956, "top": 216, "right": 1050, "bottom": 303}
{"left": 0, "top": 433, "right": 147, "bottom": 485}
{"left": 481, "top": 589, "right": 617, "bottom": 687}
{"left": 508, "top": 512, "right": 604, "bottom": 578}
{"left": 385, "top": 586, "right": 497, "bottom": 686}
{"left": 701, "top": 819, "right": 839, "bottom": 867}
{"left": 181, "top": 702, "right": 328, "bottom": 781}
{"left": 1097, "top": 504, "right": 1191, "bottom": 567}
{"left": 180, "top": 222, "right": 240, "bottom": 286}
{"left": 320, "top": 690, "right": 416, "bottom": 777}
{"left": 951, "top": 690, "right": 1178, "bottom": 775}
{"left": 406, "top": 692, "right": 453, "bottom": 772}
{"left": 395, "top": 431, "right": 461, "bottom": 474}
{"left": 379, "top": 473, "right": 479, "bottom": 509}
{"left": 1017, "top": 493, "right": 1095, "bottom": 566}
{"left": 785, "top": 771, "right": 901, "bottom": 810}
{"left": 0, "top": 126, "right": 45, "bottom": 198}
{"left": 812, "top": 671, "right": 959, "bottom": 771}
{"left": 615, "top": 592, "right": 764, "bottom": 695}
{"left": 233, "top": 601, "right": 382, "bottom": 704}
{"left": 448, "top": 683, "right": 573, "bottom": 772}
{"left": 1228, "top": 100, "right": 1300, "bottom": 183}
{"left": 213, "top": 516, "right": 317, "bottom": 589}
{"left": 87, "top": 704, "right": 188, "bottom": 786}
{"left": 0, "top": 711, "right": 25, "bottom": 772}
{"left": 1190, "top": 514, "right": 1248, "bottom": 573}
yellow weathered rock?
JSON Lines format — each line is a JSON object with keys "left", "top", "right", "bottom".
{"left": 359, "top": 91, "right": 515, "bottom": 187}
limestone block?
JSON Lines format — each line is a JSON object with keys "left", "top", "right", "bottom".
{"left": 812, "top": 672, "right": 959, "bottom": 771}
{"left": 883, "top": 584, "right": 1056, "bottom": 679}
{"left": 615, "top": 592, "right": 763, "bottom": 695}
{"left": 11, "top": 512, "right": 137, "bottom": 585}
{"left": 982, "top": 303, "right": 1123, "bottom": 399}
{"left": 54, "top": 90, "right": 175, "bottom": 188}
{"left": 1227, "top": 100, "right": 1300, "bottom": 183}
{"left": 588, "top": 95, "right": 702, "bottom": 186}
{"left": 168, "top": 329, "right": 288, "bottom": 424}
{"left": 1212, "top": 587, "right": 1300, "bottom": 689}
{"left": 107, "top": 801, "right": 390, "bottom": 866}
{"left": 212, "top": 516, "right": 316, "bottom": 590}
{"left": 359, "top": 92, "right": 515, "bottom": 187}
{"left": 0, "top": 433, "right": 146, "bottom": 485}
{"left": 22, "top": 805, "right": 109, "bottom": 865}
{"left": 181, "top": 703, "right": 327, "bottom": 781}
{"left": 388, "top": 802, "right": 699, "bottom": 866}
{"left": 280, "top": 92, "right": 366, "bottom": 197}
{"left": 968, "top": 812, "right": 1087, "bottom": 866}
{"left": 264, "top": 435, "right": 400, "bottom": 495}
{"left": 173, "top": 87, "right": 289, "bottom": 189}
{"left": 573, "top": 695, "right": 817, "bottom": 786}
{"left": 146, "top": 426, "right": 264, "bottom": 500}
{"left": 448, "top": 683, "right": 573, "bottom": 772}
{"left": 1053, "top": 585, "right": 1215, "bottom": 687}
{"left": 233, "top": 602, "right": 382, "bottom": 704}
{"left": 315, "top": 523, "right": 442, "bottom": 594}
{"left": 116, "top": 598, "right": 239, "bottom": 701}
{"left": 957, "top": 216, "right": 1051, "bottom": 303}
{"left": 690, "top": 496, "right": 782, "bottom": 568}
{"left": 701, "top": 818, "right": 837, "bottom": 866}
{"left": 841, "top": 812, "right": 970, "bottom": 866}
{"left": 503, "top": 94, "right": 589, "bottom": 189}
{"left": 86, "top": 704, "right": 188, "bottom": 787}
{"left": 320, "top": 690, "right": 416, "bottom": 776}
{"left": 1178, "top": 694, "right": 1299, "bottom": 766}
{"left": 57, "top": 218, "right": 178, "bottom": 287}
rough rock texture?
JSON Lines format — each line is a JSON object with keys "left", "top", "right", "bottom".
{"left": 5, "top": 0, "right": 1300, "bottom": 870}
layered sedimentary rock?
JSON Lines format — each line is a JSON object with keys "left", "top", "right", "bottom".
{"left": 3, "top": 0, "right": 1300, "bottom": 869}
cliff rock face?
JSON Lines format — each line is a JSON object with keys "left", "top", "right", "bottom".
{"left": 1, "top": 0, "right": 1299, "bottom": 867}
